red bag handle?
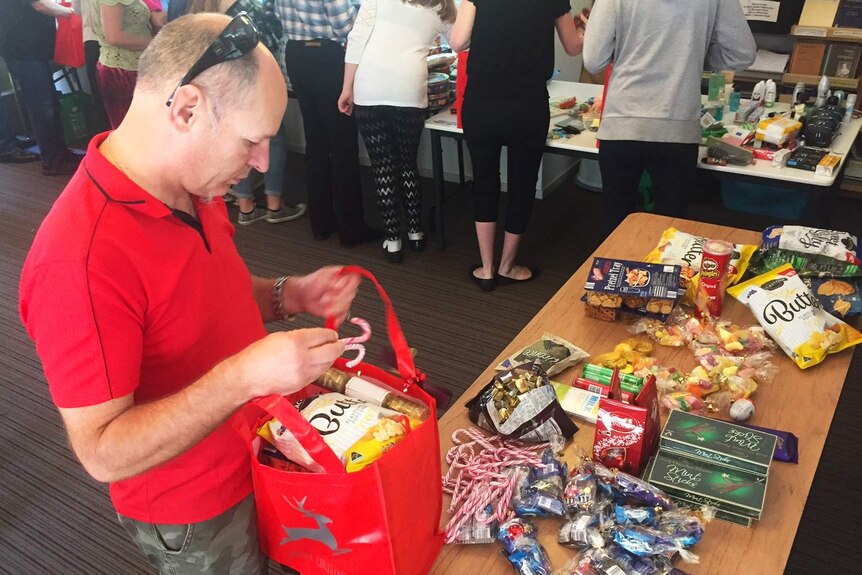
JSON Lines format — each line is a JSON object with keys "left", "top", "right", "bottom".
{"left": 325, "top": 265, "right": 420, "bottom": 388}
{"left": 251, "top": 394, "right": 347, "bottom": 473}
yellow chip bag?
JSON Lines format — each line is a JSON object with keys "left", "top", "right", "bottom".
{"left": 645, "top": 227, "right": 756, "bottom": 304}
{"left": 728, "top": 264, "right": 862, "bottom": 369}
{"left": 344, "top": 416, "right": 422, "bottom": 473}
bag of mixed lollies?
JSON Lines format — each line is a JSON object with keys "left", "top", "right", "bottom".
{"left": 466, "top": 362, "right": 579, "bottom": 442}
{"left": 728, "top": 264, "right": 862, "bottom": 369}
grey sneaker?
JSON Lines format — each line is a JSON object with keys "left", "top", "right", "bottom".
{"left": 238, "top": 207, "right": 268, "bottom": 225}
{"left": 265, "top": 202, "right": 307, "bottom": 223}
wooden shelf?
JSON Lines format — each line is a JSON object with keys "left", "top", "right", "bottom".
{"left": 791, "top": 25, "right": 862, "bottom": 43}
{"left": 782, "top": 72, "right": 859, "bottom": 90}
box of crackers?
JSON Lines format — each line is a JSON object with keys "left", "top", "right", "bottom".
{"left": 583, "top": 257, "right": 682, "bottom": 321}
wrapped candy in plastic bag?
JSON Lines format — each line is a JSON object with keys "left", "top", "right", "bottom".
{"left": 497, "top": 517, "right": 553, "bottom": 575}
{"left": 467, "top": 364, "right": 579, "bottom": 442}
{"left": 452, "top": 504, "right": 497, "bottom": 545}
{"left": 614, "top": 472, "right": 674, "bottom": 510}
{"left": 615, "top": 504, "right": 657, "bottom": 526}
{"left": 512, "top": 452, "right": 567, "bottom": 517}
{"left": 558, "top": 512, "right": 605, "bottom": 549}
{"left": 507, "top": 545, "right": 553, "bottom": 575}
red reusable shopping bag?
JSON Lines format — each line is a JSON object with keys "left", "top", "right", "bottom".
{"left": 241, "top": 266, "right": 444, "bottom": 575}
{"left": 54, "top": 4, "right": 85, "bottom": 69}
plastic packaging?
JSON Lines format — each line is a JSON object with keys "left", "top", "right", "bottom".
{"left": 845, "top": 94, "right": 857, "bottom": 124}
{"left": 764, "top": 79, "right": 776, "bottom": 108}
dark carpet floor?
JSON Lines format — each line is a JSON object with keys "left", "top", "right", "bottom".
{"left": 1, "top": 151, "right": 860, "bottom": 574}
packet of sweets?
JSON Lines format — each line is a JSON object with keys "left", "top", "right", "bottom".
{"left": 645, "top": 227, "right": 756, "bottom": 304}
{"left": 750, "top": 225, "right": 861, "bottom": 278}
{"left": 728, "top": 264, "right": 862, "bottom": 368}
{"left": 496, "top": 333, "right": 589, "bottom": 377}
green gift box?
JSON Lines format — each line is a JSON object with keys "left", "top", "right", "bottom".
{"left": 660, "top": 410, "right": 776, "bottom": 477}
{"left": 647, "top": 450, "right": 767, "bottom": 520}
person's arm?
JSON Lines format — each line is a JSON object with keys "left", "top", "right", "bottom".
{"left": 339, "top": 0, "right": 376, "bottom": 115}
{"left": 251, "top": 266, "right": 361, "bottom": 325}
{"left": 448, "top": 0, "right": 475, "bottom": 52}
{"left": 58, "top": 327, "right": 344, "bottom": 482}
{"left": 581, "top": 0, "right": 616, "bottom": 74}
{"left": 100, "top": 3, "right": 153, "bottom": 50}
{"left": 31, "top": 0, "right": 75, "bottom": 18}
{"left": 706, "top": 0, "right": 756, "bottom": 71}
{"left": 555, "top": 9, "right": 585, "bottom": 57}
{"left": 338, "top": 63, "right": 358, "bottom": 115}
{"left": 325, "top": 0, "right": 359, "bottom": 40}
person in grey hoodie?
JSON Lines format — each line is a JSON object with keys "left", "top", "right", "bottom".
{"left": 583, "top": 0, "right": 756, "bottom": 232}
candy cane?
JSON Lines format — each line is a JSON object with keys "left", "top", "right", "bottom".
{"left": 340, "top": 317, "right": 371, "bottom": 368}
{"left": 442, "top": 427, "right": 549, "bottom": 542}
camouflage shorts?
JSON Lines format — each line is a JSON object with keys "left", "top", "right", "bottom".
{"left": 118, "top": 494, "right": 270, "bottom": 575}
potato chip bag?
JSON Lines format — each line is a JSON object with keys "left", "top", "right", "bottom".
{"left": 728, "top": 264, "right": 862, "bottom": 369}
{"left": 258, "top": 393, "right": 406, "bottom": 471}
{"left": 645, "top": 227, "right": 756, "bottom": 304}
{"left": 344, "top": 415, "right": 422, "bottom": 473}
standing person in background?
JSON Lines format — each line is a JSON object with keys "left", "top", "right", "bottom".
{"left": 276, "top": 0, "right": 381, "bottom": 247}
{"left": 583, "top": 0, "right": 756, "bottom": 234}
{"left": 92, "top": 0, "right": 159, "bottom": 127}
{"left": 449, "top": 0, "right": 586, "bottom": 292}
{"left": 338, "top": 0, "right": 455, "bottom": 263}
{"left": 0, "top": 0, "right": 81, "bottom": 175}
{"left": 74, "top": 0, "right": 111, "bottom": 131}
{"left": 185, "top": 0, "right": 306, "bottom": 225}
{"left": 0, "top": 102, "right": 40, "bottom": 164}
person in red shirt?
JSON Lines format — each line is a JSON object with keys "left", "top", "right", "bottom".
{"left": 19, "top": 13, "right": 359, "bottom": 574}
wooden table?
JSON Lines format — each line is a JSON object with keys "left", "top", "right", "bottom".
{"left": 429, "top": 213, "right": 857, "bottom": 575}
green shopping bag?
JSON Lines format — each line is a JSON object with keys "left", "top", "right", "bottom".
{"left": 59, "top": 92, "right": 90, "bottom": 146}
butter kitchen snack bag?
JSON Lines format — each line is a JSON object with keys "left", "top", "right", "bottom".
{"left": 728, "top": 264, "right": 862, "bottom": 369}
{"left": 646, "top": 227, "right": 756, "bottom": 304}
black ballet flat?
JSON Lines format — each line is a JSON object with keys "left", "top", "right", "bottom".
{"left": 470, "top": 265, "right": 494, "bottom": 292}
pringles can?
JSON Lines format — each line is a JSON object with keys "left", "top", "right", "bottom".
{"left": 696, "top": 239, "right": 733, "bottom": 318}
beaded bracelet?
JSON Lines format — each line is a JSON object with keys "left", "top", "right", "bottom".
{"left": 272, "top": 275, "right": 296, "bottom": 321}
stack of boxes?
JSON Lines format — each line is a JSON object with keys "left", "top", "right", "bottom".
{"left": 644, "top": 410, "right": 776, "bottom": 527}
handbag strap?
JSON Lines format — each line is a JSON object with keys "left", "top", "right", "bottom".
{"left": 325, "top": 265, "right": 420, "bottom": 388}
{"left": 252, "top": 394, "right": 347, "bottom": 473}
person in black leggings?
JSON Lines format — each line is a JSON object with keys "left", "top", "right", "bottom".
{"left": 450, "top": 0, "right": 586, "bottom": 291}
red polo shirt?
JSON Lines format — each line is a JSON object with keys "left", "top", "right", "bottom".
{"left": 19, "top": 133, "right": 266, "bottom": 523}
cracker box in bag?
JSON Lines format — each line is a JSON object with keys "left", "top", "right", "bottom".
{"left": 728, "top": 264, "right": 862, "bottom": 369}
{"left": 645, "top": 227, "right": 756, "bottom": 304}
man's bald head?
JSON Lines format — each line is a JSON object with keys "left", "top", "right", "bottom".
{"left": 136, "top": 13, "right": 262, "bottom": 116}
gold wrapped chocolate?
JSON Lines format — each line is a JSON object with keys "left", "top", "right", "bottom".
{"left": 315, "top": 368, "right": 430, "bottom": 421}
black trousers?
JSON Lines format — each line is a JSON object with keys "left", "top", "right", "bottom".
{"left": 84, "top": 40, "right": 109, "bottom": 132}
{"left": 284, "top": 40, "right": 366, "bottom": 240}
{"left": 598, "top": 139, "right": 698, "bottom": 234}
{"left": 354, "top": 105, "right": 426, "bottom": 241}
{"left": 461, "top": 95, "right": 549, "bottom": 235}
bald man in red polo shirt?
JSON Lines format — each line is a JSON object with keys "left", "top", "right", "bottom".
{"left": 19, "top": 13, "right": 359, "bottom": 574}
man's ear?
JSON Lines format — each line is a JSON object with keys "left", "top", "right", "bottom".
{"left": 167, "top": 84, "right": 205, "bottom": 132}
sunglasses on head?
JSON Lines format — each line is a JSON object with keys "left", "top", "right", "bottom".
{"left": 165, "top": 12, "right": 260, "bottom": 107}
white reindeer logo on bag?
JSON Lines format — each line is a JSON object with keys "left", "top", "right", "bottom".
{"left": 279, "top": 496, "right": 351, "bottom": 555}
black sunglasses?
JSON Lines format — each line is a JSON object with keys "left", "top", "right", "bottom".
{"left": 165, "top": 12, "right": 260, "bottom": 107}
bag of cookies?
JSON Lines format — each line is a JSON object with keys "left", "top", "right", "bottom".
{"left": 749, "top": 225, "right": 861, "bottom": 278}
{"left": 644, "top": 227, "right": 756, "bottom": 304}
{"left": 496, "top": 333, "right": 589, "bottom": 377}
{"left": 584, "top": 257, "right": 682, "bottom": 321}
{"left": 804, "top": 277, "right": 862, "bottom": 319}
{"left": 728, "top": 264, "right": 862, "bottom": 369}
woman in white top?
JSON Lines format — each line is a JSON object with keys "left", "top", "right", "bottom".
{"left": 338, "top": 0, "right": 455, "bottom": 262}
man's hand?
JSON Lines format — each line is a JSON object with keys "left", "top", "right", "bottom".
{"left": 228, "top": 328, "right": 344, "bottom": 398}
{"left": 286, "top": 266, "right": 361, "bottom": 325}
